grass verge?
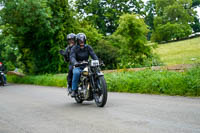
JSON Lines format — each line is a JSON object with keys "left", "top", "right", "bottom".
{"left": 7, "top": 74, "right": 67, "bottom": 87}
{"left": 7, "top": 66, "right": 200, "bottom": 96}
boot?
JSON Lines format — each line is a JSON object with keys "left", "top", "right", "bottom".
{"left": 71, "top": 90, "right": 76, "bottom": 97}
{"left": 67, "top": 84, "right": 72, "bottom": 94}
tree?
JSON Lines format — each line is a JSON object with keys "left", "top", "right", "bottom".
{"left": 75, "top": 0, "right": 144, "bottom": 35}
{"left": 114, "top": 14, "right": 152, "bottom": 64}
{"left": 151, "top": 0, "right": 194, "bottom": 42}
{"left": 77, "top": 20, "right": 103, "bottom": 48}
{"left": 0, "top": 25, "right": 21, "bottom": 71}
{"left": 191, "top": 0, "right": 200, "bottom": 32}
{"left": 192, "top": 0, "right": 200, "bottom": 7}
{"left": 0, "top": 0, "right": 78, "bottom": 74}
{"left": 145, "top": 0, "right": 156, "bottom": 31}
{"left": 191, "top": 17, "right": 200, "bottom": 32}
{"left": 144, "top": 0, "right": 156, "bottom": 40}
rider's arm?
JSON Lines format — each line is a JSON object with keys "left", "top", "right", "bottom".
{"left": 1, "top": 66, "right": 5, "bottom": 72}
{"left": 70, "top": 46, "right": 79, "bottom": 66}
{"left": 88, "top": 45, "right": 98, "bottom": 60}
{"left": 63, "top": 46, "right": 70, "bottom": 62}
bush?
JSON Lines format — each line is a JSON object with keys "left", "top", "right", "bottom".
{"left": 94, "top": 37, "right": 121, "bottom": 69}
{"left": 117, "top": 53, "right": 164, "bottom": 69}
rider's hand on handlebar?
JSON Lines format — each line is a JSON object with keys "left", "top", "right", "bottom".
{"left": 74, "top": 62, "right": 80, "bottom": 67}
{"left": 74, "top": 61, "right": 88, "bottom": 67}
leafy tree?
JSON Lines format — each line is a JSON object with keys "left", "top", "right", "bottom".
{"left": 191, "top": 0, "right": 200, "bottom": 32}
{"left": 114, "top": 14, "right": 152, "bottom": 64}
{"left": 152, "top": 0, "right": 194, "bottom": 42}
{"left": 145, "top": 0, "right": 156, "bottom": 31}
{"left": 191, "top": 17, "right": 200, "bottom": 32}
{"left": 192, "top": 0, "right": 200, "bottom": 7}
{"left": 0, "top": 25, "right": 21, "bottom": 71}
{"left": 75, "top": 0, "right": 144, "bottom": 35}
{"left": 0, "top": 0, "right": 77, "bottom": 74}
{"left": 144, "top": 0, "right": 156, "bottom": 40}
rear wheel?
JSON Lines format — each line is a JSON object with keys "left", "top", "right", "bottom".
{"left": 0, "top": 76, "right": 4, "bottom": 86}
{"left": 94, "top": 76, "right": 107, "bottom": 107}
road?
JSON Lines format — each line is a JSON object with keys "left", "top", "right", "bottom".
{"left": 0, "top": 84, "right": 200, "bottom": 133}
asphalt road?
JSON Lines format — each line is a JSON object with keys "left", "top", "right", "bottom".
{"left": 0, "top": 84, "right": 200, "bottom": 133}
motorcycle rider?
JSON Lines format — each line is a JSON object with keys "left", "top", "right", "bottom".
{"left": 70, "top": 33, "right": 98, "bottom": 97}
{"left": 0, "top": 62, "right": 7, "bottom": 84}
{"left": 60, "top": 33, "right": 76, "bottom": 93}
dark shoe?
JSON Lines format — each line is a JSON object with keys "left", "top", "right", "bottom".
{"left": 71, "top": 91, "right": 76, "bottom": 97}
{"left": 67, "top": 86, "right": 72, "bottom": 94}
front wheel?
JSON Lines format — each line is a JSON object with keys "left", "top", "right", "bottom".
{"left": 75, "top": 95, "right": 83, "bottom": 104}
{"left": 94, "top": 76, "right": 107, "bottom": 107}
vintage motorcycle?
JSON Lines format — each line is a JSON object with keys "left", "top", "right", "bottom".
{"left": 71, "top": 60, "right": 107, "bottom": 107}
{"left": 0, "top": 71, "right": 5, "bottom": 86}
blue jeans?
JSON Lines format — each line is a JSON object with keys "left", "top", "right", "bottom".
{"left": 72, "top": 67, "right": 83, "bottom": 91}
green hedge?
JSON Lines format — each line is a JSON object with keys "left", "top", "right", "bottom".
{"left": 7, "top": 66, "right": 200, "bottom": 96}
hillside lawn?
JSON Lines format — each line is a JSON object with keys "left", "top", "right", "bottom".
{"left": 154, "top": 37, "right": 200, "bottom": 65}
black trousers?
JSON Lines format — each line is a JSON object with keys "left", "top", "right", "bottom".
{"left": 67, "top": 65, "right": 73, "bottom": 87}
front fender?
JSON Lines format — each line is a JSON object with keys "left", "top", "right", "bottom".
{"left": 97, "top": 72, "right": 104, "bottom": 77}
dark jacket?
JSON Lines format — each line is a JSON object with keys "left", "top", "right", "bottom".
{"left": 70, "top": 44, "right": 98, "bottom": 66}
{"left": 63, "top": 45, "right": 75, "bottom": 63}
{"left": 0, "top": 65, "right": 5, "bottom": 72}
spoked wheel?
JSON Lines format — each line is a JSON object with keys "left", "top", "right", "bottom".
{"left": 94, "top": 76, "right": 107, "bottom": 107}
{"left": 75, "top": 95, "right": 83, "bottom": 104}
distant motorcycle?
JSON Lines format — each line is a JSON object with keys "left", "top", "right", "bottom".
{"left": 0, "top": 71, "right": 5, "bottom": 86}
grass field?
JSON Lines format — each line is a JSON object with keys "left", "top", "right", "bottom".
{"left": 154, "top": 37, "right": 200, "bottom": 65}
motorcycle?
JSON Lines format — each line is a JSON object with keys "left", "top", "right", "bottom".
{"left": 0, "top": 71, "right": 5, "bottom": 86}
{"left": 71, "top": 60, "right": 108, "bottom": 107}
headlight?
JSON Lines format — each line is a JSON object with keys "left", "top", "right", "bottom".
{"left": 82, "top": 67, "right": 89, "bottom": 76}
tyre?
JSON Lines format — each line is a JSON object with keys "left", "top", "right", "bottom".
{"left": 75, "top": 95, "right": 83, "bottom": 104}
{"left": 94, "top": 76, "right": 107, "bottom": 107}
{"left": 0, "top": 76, "right": 4, "bottom": 86}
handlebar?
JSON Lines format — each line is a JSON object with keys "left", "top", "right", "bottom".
{"left": 74, "top": 60, "right": 105, "bottom": 67}
{"left": 74, "top": 61, "right": 89, "bottom": 67}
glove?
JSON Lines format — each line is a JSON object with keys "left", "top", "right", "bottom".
{"left": 59, "top": 50, "right": 65, "bottom": 55}
{"left": 74, "top": 62, "right": 80, "bottom": 67}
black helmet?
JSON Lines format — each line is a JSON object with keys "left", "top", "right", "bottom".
{"left": 76, "top": 33, "right": 86, "bottom": 44}
{"left": 67, "top": 33, "right": 76, "bottom": 41}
